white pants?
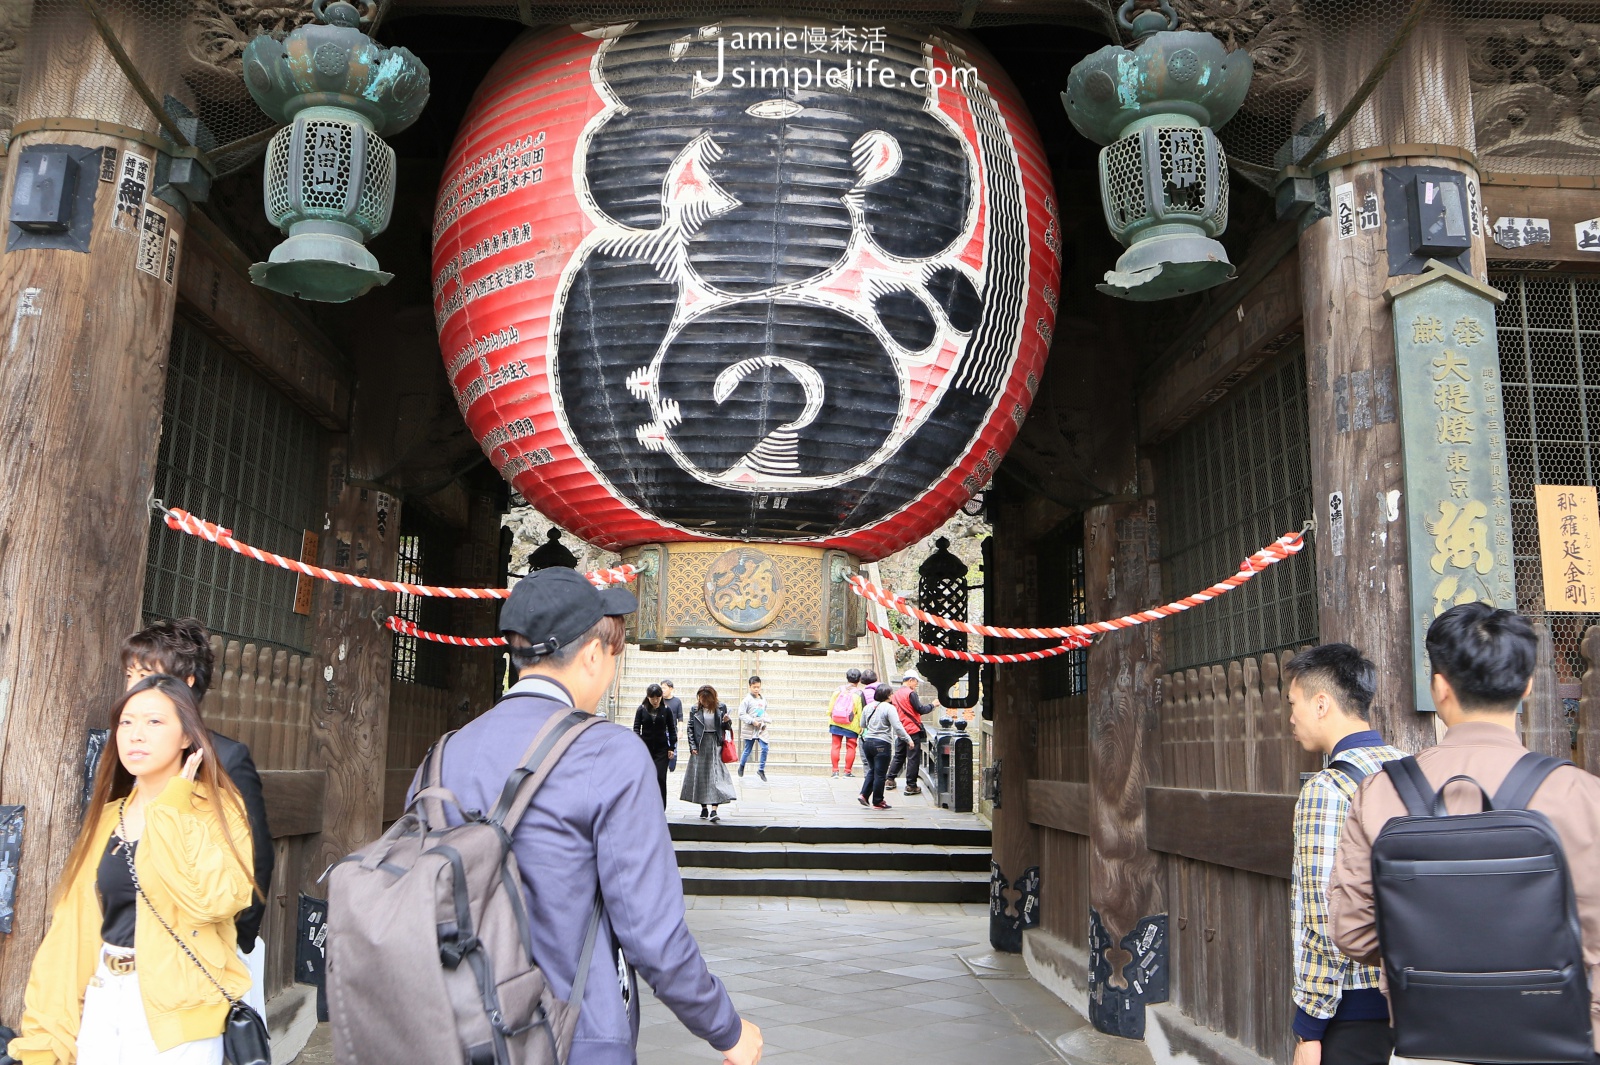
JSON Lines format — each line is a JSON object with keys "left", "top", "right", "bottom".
{"left": 240, "top": 937, "right": 266, "bottom": 1019}
{"left": 77, "top": 946, "right": 223, "bottom": 1065}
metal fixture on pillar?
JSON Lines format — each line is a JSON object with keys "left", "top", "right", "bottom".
{"left": 241, "top": 0, "right": 429, "bottom": 302}
{"left": 917, "top": 537, "right": 980, "bottom": 709}
{"left": 526, "top": 528, "right": 578, "bottom": 572}
{"left": 1062, "top": 0, "right": 1252, "bottom": 301}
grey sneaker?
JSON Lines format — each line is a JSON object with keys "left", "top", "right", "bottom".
{"left": 831, "top": 771, "right": 840, "bottom": 778}
{"left": 758, "top": 770, "right": 767, "bottom": 781}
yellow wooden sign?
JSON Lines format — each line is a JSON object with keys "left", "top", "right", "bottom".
{"left": 1535, "top": 485, "right": 1600, "bottom": 611}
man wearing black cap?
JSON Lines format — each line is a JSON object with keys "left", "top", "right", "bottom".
{"left": 413, "top": 568, "right": 763, "bottom": 1065}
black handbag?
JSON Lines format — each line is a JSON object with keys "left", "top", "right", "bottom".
{"left": 119, "top": 802, "right": 271, "bottom": 1065}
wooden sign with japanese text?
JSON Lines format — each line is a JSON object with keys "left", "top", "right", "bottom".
{"left": 1387, "top": 263, "right": 1515, "bottom": 712}
{"left": 1535, "top": 485, "right": 1600, "bottom": 611}
{"left": 293, "top": 531, "right": 319, "bottom": 615}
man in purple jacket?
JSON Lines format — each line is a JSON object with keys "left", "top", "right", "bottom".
{"left": 420, "top": 567, "right": 763, "bottom": 1065}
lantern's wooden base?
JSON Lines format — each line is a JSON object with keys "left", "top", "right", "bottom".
{"left": 620, "top": 542, "right": 864, "bottom": 653}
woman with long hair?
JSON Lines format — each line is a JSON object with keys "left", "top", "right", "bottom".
{"left": 632, "top": 682, "right": 678, "bottom": 807}
{"left": 679, "top": 684, "right": 736, "bottom": 822}
{"left": 8, "top": 675, "right": 256, "bottom": 1065}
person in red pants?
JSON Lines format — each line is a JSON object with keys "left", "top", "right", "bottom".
{"left": 826, "top": 669, "right": 864, "bottom": 778}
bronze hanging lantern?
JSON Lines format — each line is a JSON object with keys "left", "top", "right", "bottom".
{"left": 1061, "top": 0, "right": 1252, "bottom": 301}
{"left": 241, "top": 0, "right": 430, "bottom": 302}
{"left": 917, "top": 537, "right": 980, "bottom": 709}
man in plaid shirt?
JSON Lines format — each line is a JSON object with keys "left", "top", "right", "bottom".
{"left": 1285, "top": 644, "right": 1405, "bottom": 1065}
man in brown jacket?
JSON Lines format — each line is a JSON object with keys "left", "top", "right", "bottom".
{"left": 1327, "top": 603, "right": 1600, "bottom": 1053}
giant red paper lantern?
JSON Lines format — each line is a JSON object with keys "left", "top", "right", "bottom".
{"left": 435, "top": 19, "right": 1059, "bottom": 563}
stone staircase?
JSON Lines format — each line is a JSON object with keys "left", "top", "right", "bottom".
{"left": 670, "top": 821, "right": 991, "bottom": 903}
{"left": 607, "top": 642, "right": 896, "bottom": 775}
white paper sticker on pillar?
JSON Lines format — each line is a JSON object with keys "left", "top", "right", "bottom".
{"left": 163, "top": 233, "right": 180, "bottom": 285}
{"left": 98, "top": 148, "right": 117, "bottom": 183}
{"left": 1334, "top": 182, "right": 1356, "bottom": 240}
{"left": 1492, "top": 216, "right": 1552, "bottom": 249}
{"left": 1576, "top": 218, "right": 1600, "bottom": 253}
{"left": 136, "top": 204, "right": 167, "bottom": 277}
{"left": 1466, "top": 178, "right": 1482, "bottom": 237}
{"left": 114, "top": 152, "right": 150, "bottom": 231}
{"left": 1328, "top": 491, "right": 1346, "bottom": 557}
{"left": 1358, "top": 190, "right": 1380, "bottom": 232}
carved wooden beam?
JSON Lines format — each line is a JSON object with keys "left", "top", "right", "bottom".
{"left": 1026, "top": 779, "right": 1090, "bottom": 836}
{"left": 178, "top": 209, "right": 352, "bottom": 429}
{"left": 1138, "top": 253, "right": 1303, "bottom": 446}
{"left": 260, "top": 769, "right": 327, "bottom": 838}
{"left": 1144, "top": 786, "right": 1297, "bottom": 879}
{"left": 1481, "top": 180, "right": 1600, "bottom": 264}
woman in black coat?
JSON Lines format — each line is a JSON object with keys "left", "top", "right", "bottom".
{"left": 632, "top": 683, "right": 678, "bottom": 807}
{"left": 680, "top": 686, "right": 736, "bottom": 820}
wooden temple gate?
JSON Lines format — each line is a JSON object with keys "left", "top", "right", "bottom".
{"left": 7, "top": 3, "right": 1600, "bottom": 1063}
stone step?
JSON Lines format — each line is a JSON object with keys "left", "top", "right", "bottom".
{"left": 676, "top": 866, "right": 988, "bottom": 903}
{"left": 674, "top": 841, "right": 991, "bottom": 872}
{"left": 669, "top": 822, "right": 990, "bottom": 847}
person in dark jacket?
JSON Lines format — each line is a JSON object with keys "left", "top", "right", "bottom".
{"left": 633, "top": 683, "right": 678, "bottom": 806}
{"left": 120, "top": 619, "right": 275, "bottom": 1019}
{"left": 420, "top": 568, "right": 762, "bottom": 1064}
{"left": 681, "top": 687, "right": 736, "bottom": 821}
{"left": 661, "top": 679, "right": 684, "bottom": 724}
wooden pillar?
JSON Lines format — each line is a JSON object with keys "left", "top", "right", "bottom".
{"left": 989, "top": 488, "right": 1043, "bottom": 952}
{"left": 307, "top": 446, "right": 399, "bottom": 880}
{"left": 1299, "top": 12, "right": 1485, "bottom": 748}
{"left": 0, "top": 6, "right": 191, "bottom": 1015}
{"left": 1084, "top": 498, "right": 1165, "bottom": 1039}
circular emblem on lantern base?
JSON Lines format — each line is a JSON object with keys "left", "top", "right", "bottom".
{"left": 704, "top": 547, "right": 785, "bottom": 632}
{"left": 620, "top": 541, "right": 863, "bottom": 653}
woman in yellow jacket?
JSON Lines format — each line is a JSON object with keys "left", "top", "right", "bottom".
{"left": 8, "top": 674, "right": 256, "bottom": 1064}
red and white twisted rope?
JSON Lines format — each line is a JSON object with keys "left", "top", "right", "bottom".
{"left": 868, "top": 620, "right": 1088, "bottom": 663}
{"left": 386, "top": 616, "right": 508, "bottom": 647}
{"left": 159, "top": 506, "right": 639, "bottom": 595}
{"left": 852, "top": 530, "right": 1306, "bottom": 641}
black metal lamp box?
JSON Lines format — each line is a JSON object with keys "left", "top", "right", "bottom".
{"left": 10, "top": 146, "right": 79, "bottom": 234}
{"left": 1406, "top": 172, "right": 1471, "bottom": 258}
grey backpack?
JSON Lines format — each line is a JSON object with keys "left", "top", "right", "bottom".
{"left": 327, "top": 707, "right": 606, "bottom": 1065}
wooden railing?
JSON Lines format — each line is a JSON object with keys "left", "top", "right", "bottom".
{"left": 204, "top": 636, "right": 315, "bottom": 772}
{"left": 198, "top": 637, "right": 326, "bottom": 1001}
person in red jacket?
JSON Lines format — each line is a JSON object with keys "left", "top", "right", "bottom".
{"left": 885, "top": 673, "right": 934, "bottom": 796}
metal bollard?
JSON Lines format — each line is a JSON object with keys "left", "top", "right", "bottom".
{"left": 943, "top": 720, "right": 974, "bottom": 813}
{"left": 926, "top": 718, "right": 974, "bottom": 812}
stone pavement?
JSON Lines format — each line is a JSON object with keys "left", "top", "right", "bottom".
{"left": 291, "top": 903, "right": 1097, "bottom": 1065}
{"left": 292, "top": 756, "right": 1105, "bottom": 1064}
{"left": 636, "top": 904, "right": 1087, "bottom": 1065}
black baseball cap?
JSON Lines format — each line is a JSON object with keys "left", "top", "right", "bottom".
{"left": 499, "top": 567, "right": 637, "bottom": 654}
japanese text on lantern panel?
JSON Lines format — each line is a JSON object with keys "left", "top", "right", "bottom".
{"left": 1535, "top": 485, "right": 1600, "bottom": 611}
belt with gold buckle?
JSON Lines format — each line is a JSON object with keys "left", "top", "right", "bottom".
{"left": 102, "top": 952, "right": 135, "bottom": 975}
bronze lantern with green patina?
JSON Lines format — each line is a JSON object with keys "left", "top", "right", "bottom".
{"left": 241, "top": 0, "right": 429, "bottom": 302}
{"left": 1062, "top": 0, "right": 1252, "bottom": 301}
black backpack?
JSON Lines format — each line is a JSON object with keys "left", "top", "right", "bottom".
{"left": 1372, "top": 753, "right": 1593, "bottom": 1065}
